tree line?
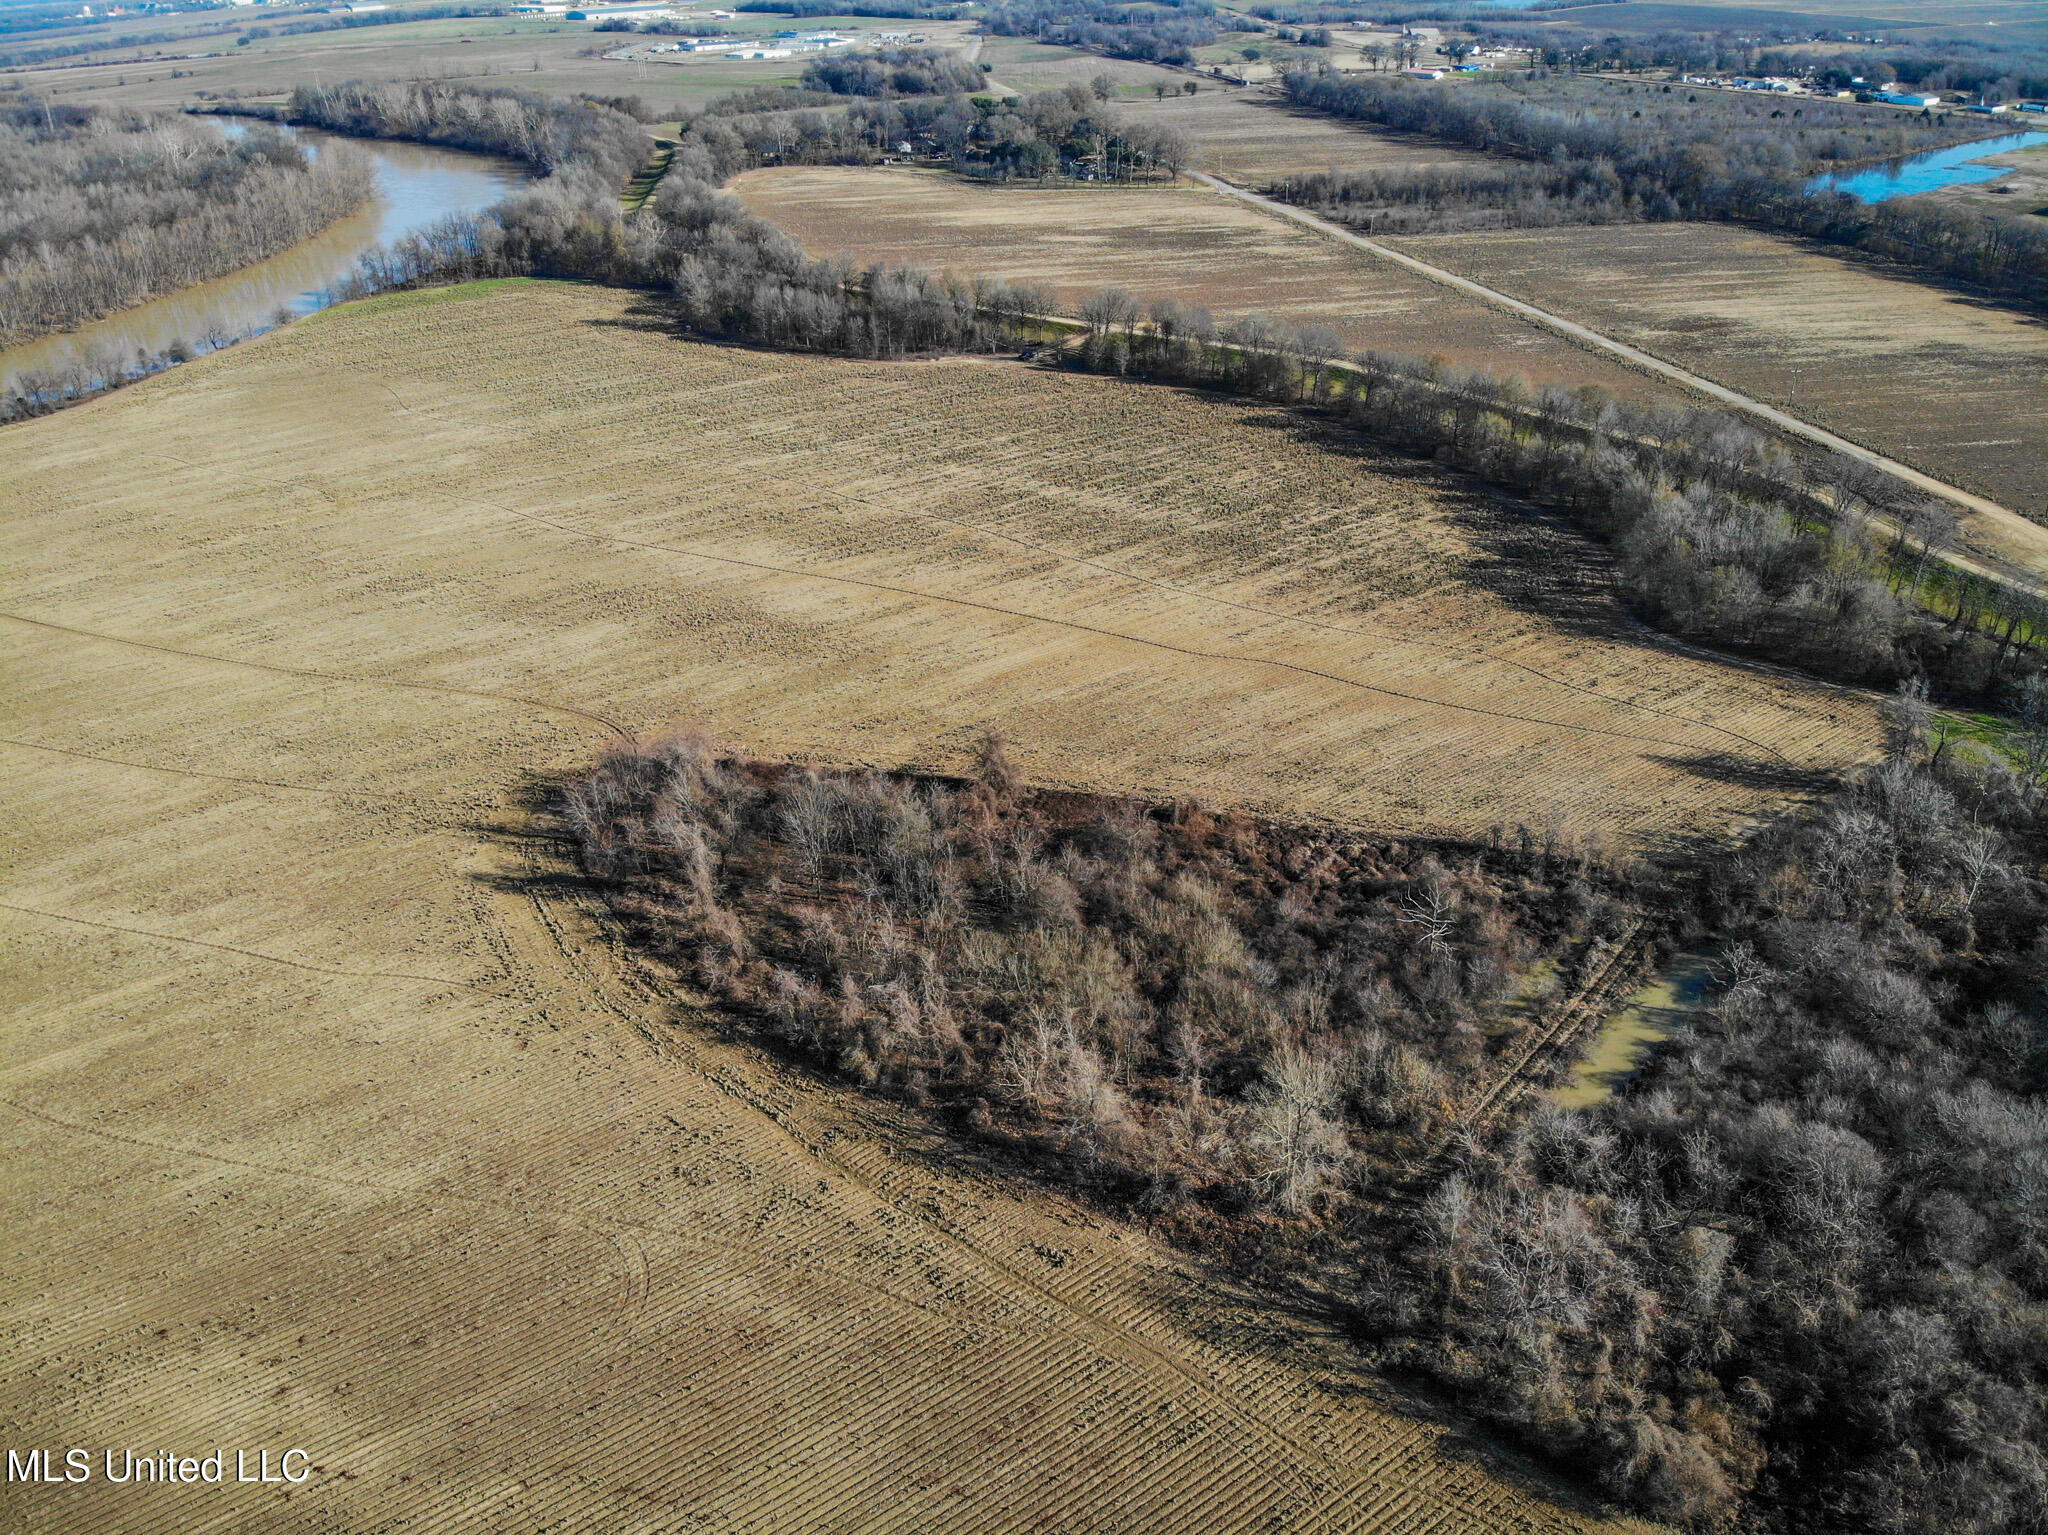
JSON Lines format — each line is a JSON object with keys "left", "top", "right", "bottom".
{"left": 284, "top": 79, "right": 650, "bottom": 193}
{"left": 1277, "top": 67, "right": 2048, "bottom": 304}
{"left": 986, "top": 0, "right": 1250, "bottom": 67}
{"left": 0, "top": 102, "right": 372, "bottom": 349}
{"left": 1052, "top": 304, "right": 2047, "bottom": 703}
{"left": 800, "top": 46, "right": 987, "bottom": 98}
{"left": 166, "top": 75, "right": 2045, "bottom": 706}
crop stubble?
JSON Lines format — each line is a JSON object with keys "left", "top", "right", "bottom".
{"left": 0, "top": 281, "right": 1869, "bottom": 1533}
{"left": 1385, "top": 221, "right": 2048, "bottom": 521}
{"left": 733, "top": 165, "right": 1686, "bottom": 397}
{"left": 1118, "top": 88, "right": 1500, "bottom": 185}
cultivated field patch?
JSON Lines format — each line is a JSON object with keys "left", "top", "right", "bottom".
{"left": 1386, "top": 220, "right": 2048, "bottom": 524}
{"left": 732, "top": 164, "right": 1693, "bottom": 397}
{"left": 1117, "top": 87, "right": 1501, "bottom": 184}
{"left": 0, "top": 279, "right": 1870, "bottom": 1533}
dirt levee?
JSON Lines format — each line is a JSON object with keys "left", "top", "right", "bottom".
{"left": 0, "top": 280, "right": 1862, "bottom": 1532}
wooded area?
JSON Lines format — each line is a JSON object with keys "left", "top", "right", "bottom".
{"left": 0, "top": 101, "right": 371, "bottom": 348}
{"left": 566, "top": 711, "right": 2048, "bottom": 1532}
{"left": 1372, "top": 730, "right": 2048, "bottom": 1532}
{"left": 986, "top": 0, "right": 1245, "bottom": 67}
{"left": 565, "top": 733, "right": 1618, "bottom": 1220}
{"left": 1278, "top": 69, "right": 2048, "bottom": 304}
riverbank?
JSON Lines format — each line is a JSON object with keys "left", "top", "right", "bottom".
{"left": 0, "top": 111, "right": 373, "bottom": 354}
{"left": 0, "top": 119, "right": 527, "bottom": 414}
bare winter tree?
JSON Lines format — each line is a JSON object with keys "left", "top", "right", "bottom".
{"left": 1242, "top": 1046, "right": 1348, "bottom": 1213}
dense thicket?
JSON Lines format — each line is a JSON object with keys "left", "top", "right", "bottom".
{"left": 1365, "top": 735, "right": 2048, "bottom": 1531}
{"left": 987, "top": 0, "right": 1245, "bottom": 66}
{"left": 565, "top": 714, "right": 2048, "bottom": 1532}
{"left": 1277, "top": 69, "right": 2048, "bottom": 302}
{"left": 565, "top": 734, "right": 1627, "bottom": 1217}
{"left": 801, "top": 46, "right": 986, "bottom": 98}
{"left": 285, "top": 79, "right": 649, "bottom": 189}
{"left": 0, "top": 105, "right": 372, "bottom": 348}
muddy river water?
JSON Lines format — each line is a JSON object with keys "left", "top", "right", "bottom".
{"left": 0, "top": 119, "right": 528, "bottom": 397}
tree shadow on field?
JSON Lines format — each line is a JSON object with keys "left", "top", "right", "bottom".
{"left": 1649, "top": 750, "right": 1825, "bottom": 795}
{"left": 1224, "top": 402, "right": 1663, "bottom": 652}
{"left": 579, "top": 290, "right": 682, "bottom": 335}
{"left": 1126, "top": 1257, "right": 1645, "bottom": 1527}
{"left": 461, "top": 768, "right": 609, "bottom": 906}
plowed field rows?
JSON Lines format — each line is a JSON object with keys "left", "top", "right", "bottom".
{"left": 732, "top": 166, "right": 1684, "bottom": 396}
{"left": 1116, "top": 88, "right": 1498, "bottom": 184}
{"left": 0, "top": 279, "right": 1866, "bottom": 1533}
{"left": 1386, "top": 221, "right": 2048, "bottom": 520}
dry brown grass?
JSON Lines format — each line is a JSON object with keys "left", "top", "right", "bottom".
{"left": 0, "top": 10, "right": 979, "bottom": 116}
{"left": 1386, "top": 220, "right": 2048, "bottom": 522}
{"left": 733, "top": 164, "right": 1690, "bottom": 397}
{"left": 0, "top": 278, "right": 1869, "bottom": 1532}
{"left": 1119, "top": 87, "right": 1500, "bottom": 184}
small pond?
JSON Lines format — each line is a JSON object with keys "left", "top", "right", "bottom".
{"left": 1553, "top": 949, "right": 1718, "bottom": 1111}
{"left": 1809, "top": 129, "right": 2048, "bottom": 203}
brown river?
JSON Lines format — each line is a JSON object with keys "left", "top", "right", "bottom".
{"left": 0, "top": 120, "right": 529, "bottom": 398}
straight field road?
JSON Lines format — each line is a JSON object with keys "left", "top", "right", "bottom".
{"left": 1194, "top": 169, "right": 2048, "bottom": 589}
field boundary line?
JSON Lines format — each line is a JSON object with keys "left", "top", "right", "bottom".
{"left": 807, "top": 478, "right": 1814, "bottom": 766}
{"left": 0, "top": 610, "right": 633, "bottom": 739}
{"left": 0, "top": 900, "right": 516, "bottom": 996}
{"left": 0, "top": 735, "right": 441, "bottom": 804}
{"left": 478, "top": 500, "right": 1786, "bottom": 757}
{"left": 0, "top": 1095, "right": 1007, "bottom": 1330}
{"left": 1192, "top": 169, "right": 2048, "bottom": 579}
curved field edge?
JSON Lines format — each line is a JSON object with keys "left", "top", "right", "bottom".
{"left": 0, "top": 277, "right": 1869, "bottom": 1533}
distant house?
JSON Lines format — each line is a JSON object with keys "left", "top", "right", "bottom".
{"left": 1880, "top": 91, "right": 1941, "bottom": 107}
{"left": 1966, "top": 102, "right": 2010, "bottom": 114}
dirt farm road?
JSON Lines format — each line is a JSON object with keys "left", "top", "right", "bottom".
{"left": 1196, "top": 171, "right": 2048, "bottom": 586}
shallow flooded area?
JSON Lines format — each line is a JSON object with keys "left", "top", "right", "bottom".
{"left": 1554, "top": 949, "right": 1718, "bottom": 1110}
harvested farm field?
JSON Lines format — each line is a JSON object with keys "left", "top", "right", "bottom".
{"left": 1385, "top": 221, "right": 2048, "bottom": 524}
{"left": 0, "top": 279, "right": 1875, "bottom": 1533}
{"left": 1117, "top": 88, "right": 1500, "bottom": 185}
{"left": 733, "top": 166, "right": 1680, "bottom": 398}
